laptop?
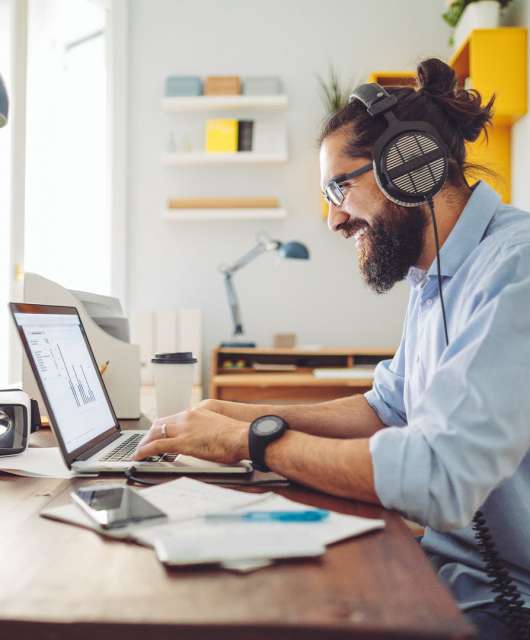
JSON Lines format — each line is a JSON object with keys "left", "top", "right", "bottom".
{"left": 10, "top": 302, "right": 251, "bottom": 476}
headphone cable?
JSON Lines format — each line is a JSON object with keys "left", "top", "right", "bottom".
{"left": 426, "top": 197, "right": 449, "bottom": 347}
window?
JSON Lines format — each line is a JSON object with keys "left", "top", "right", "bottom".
{"left": 0, "top": 0, "right": 13, "bottom": 385}
{"left": 25, "top": 0, "right": 111, "bottom": 294}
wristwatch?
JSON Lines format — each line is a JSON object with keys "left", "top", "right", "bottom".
{"left": 248, "top": 415, "right": 288, "bottom": 472}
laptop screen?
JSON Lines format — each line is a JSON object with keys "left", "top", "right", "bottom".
{"left": 13, "top": 307, "right": 117, "bottom": 454}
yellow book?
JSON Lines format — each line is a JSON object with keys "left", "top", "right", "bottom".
{"left": 205, "top": 119, "right": 238, "bottom": 153}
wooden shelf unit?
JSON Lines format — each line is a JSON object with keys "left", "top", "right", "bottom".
{"left": 162, "top": 95, "right": 288, "bottom": 112}
{"left": 163, "top": 151, "right": 288, "bottom": 166}
{"left": 210, "top": 346, "right": 394, "bottom": 403}
{"left": 162, "top": 208, "right": 287, "bottom": 221}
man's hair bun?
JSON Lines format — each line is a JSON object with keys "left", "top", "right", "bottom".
{"left": 416, "top": 57, "right": 494, "bottom": 143}
{"left": 417, "top": 58, "right": 457, "bottom": 97}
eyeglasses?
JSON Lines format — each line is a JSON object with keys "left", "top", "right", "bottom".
{"left": 323, "top": 162, "right": 373, "bottom": 207}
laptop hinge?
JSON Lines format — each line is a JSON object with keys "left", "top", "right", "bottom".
{"left": 77, "top": 431, "right": 122, "bottom": 461}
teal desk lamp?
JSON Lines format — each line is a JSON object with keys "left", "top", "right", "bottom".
{"left": 0, "top": 73, "right": 8, "bottom": 128}
{"left": 219, "top": 231, "right": 310, "bottom": 347}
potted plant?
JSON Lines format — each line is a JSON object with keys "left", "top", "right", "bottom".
{"left": 316, "top": 65, "right": 353, "bottom": 116}
{"left": 316, "top": 65, "right": 356, "bottom": 218}
{"left": 443, "top": 0, "right": 512, "bottom": 48}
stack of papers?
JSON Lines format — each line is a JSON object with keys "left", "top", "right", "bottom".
{"left": 41, "top": 477, "right": 385, "bottom": 571}
{"left": 0, "top": 447, "right": 80, "bottom": 479}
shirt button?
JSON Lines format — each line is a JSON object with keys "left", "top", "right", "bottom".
{"left": 426, "top": 299, "right": 433, "bottom": 306}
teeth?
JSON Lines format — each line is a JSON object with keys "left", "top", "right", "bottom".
{"left": 354, "top": 227, "right": 367, "bottom": 241}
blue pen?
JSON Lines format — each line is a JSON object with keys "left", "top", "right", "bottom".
{"left": 205, "top": 509, "right": 329, "bottom": 523}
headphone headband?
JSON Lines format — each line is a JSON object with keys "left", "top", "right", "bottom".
{"left": 349, "top": 83, "right": 397, "bottom": 117}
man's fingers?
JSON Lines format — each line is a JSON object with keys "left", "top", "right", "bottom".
{"left": 137, "top": 421, "right": 167, "bottom": 449}
{"left": 132, "top": 438, "right": 178, "bottom": 461}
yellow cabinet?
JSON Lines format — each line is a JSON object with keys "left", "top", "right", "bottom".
{"left": 449, "top": 28, "right": 527, "bottom": 203}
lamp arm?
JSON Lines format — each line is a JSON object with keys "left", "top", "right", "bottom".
{"left": 223, "top": 273, "right": 244, "bottom": 336}
{"left": 223, "top": 238, "right": 280, "bottom": 275}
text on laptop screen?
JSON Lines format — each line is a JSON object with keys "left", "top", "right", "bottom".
{"left": 15, "top": 312, "right": 115, "bottom": 452}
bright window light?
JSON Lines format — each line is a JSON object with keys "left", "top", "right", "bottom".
{"left": 25, "top": 0, "right": 111, "bottom": 295}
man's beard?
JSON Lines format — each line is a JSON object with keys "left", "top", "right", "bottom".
{"left": 342, "top": 202, "right": 426, "bottom": 294}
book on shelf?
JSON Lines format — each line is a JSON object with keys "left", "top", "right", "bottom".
{"left": 205, "top": 119, "right": 238, "bottom": 152}
{"left": 167, "top": 197, "right": 279, "bottom": 209}
{"left": 237, "top": 120, "right": 254, "bottom": 152}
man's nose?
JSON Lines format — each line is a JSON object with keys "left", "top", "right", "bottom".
{"left": 327, "top": 203, "right": 350, "bottom": 232}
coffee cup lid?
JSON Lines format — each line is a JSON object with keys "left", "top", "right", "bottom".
{"left": 151, "top": 352, "right": 197, "bottom": 364}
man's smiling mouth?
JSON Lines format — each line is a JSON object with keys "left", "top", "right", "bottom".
{"left": 342, "top": 218, "right": 370, "bottom": 240}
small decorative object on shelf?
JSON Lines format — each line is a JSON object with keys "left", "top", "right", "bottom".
{"left": 442, "top": 0, "right": 512, "bottom": 48}
{"left": 164, "top": 75, "right": 202, "bottom": 97}
{"left": 204, "top": 75, "right": 241, "bottom": 95}
{"left": 273, "top": 333, "right": 297, "bottom": 349}
{"left": 242, "top": 76, "right": 282, "bottom": 95}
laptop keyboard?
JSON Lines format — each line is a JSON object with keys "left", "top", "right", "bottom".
{"left": 99, "top": 433, "right": 178, "bottom": 463}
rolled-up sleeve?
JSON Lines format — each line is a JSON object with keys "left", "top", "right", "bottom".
{"left": 365, "top": 336, "right": 407, "bottom": 427}
{"left": 370, "top": 246, "right": 530, "bottom": 531}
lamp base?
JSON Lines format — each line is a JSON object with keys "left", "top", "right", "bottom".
{"left": 220, "top": 340, "right": 257, "bottom": 348}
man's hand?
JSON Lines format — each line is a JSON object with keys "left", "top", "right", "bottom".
{"left": 132, "top": 408, "right": 250, "bottom": 464}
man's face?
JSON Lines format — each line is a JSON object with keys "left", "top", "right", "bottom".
{"left": 320, "top": 129, "right": 426, "bottom": 293}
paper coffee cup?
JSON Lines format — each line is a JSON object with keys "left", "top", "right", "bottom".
{"left": 151, "top": 352, "right": 197, "bottom": 417}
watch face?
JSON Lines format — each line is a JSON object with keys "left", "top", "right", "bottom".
{"left": 255, "top": 417, "right": 281, "bottom": 435}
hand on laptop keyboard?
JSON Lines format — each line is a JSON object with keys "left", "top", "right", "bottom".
{"left": 101, "top": 433, "right": 178, "bottom": 463}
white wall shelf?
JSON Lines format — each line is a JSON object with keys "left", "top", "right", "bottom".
{"left": 162, "top": 95, "right": 288, "bottom": 112}
{"left": 163, "top": 151, "right": 288, "bottom": 166}
{"left": 163, "top": 208, "right": 287, "bottom": 221}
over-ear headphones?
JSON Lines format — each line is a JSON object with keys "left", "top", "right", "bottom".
{"left": 349, "top": 83, "right": 448, "bottom": 207}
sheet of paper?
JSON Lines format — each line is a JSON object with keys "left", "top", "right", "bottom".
{"left": 223, "top": 493, "right": 386, "bottom": 546}
{"left": 141, "top": 476, "right": 273, "bottom": 520}
{"left": 153, "top": 528, "right": 324, "bottom": 566}
{"left": 313, "top": 367, "right": 375, "bottom": 379}
{"left": 0, "top": 447, "right": 78, "bottom": 478}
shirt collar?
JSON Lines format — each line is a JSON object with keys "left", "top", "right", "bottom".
{"left": 406, "top": 266, "right": 427, "bottom": 289}
{"left": 423, "top": 181, "right": 500, "bottom": 279}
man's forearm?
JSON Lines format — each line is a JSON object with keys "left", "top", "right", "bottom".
{"left": 263, "top": 430, "right": 380, "bottom": 504}
{"left": 203, "top": 394, "right": 384, "bottom": 439}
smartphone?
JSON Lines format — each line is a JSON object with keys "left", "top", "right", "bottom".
{"left": 71, "top": 485, "right": 167, "bottom": 529}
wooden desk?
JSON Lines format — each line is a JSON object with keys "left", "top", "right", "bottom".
{"left": 0, "top": 425, "right": 475, "bottom": 640}
{"left": 211, "top": 347, "right": 395, "bottom": 403}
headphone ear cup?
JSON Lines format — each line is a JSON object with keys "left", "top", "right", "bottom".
{"left": 376, "top": 131, "right": 448, "bottom": 207}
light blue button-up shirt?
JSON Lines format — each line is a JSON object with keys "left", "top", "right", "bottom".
{"left": 365, "top": 181, "right": 530, "bottom": 610}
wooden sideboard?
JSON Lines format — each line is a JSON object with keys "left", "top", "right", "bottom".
{"left": 210, "top": 347, "right": 394, "bottom": 404}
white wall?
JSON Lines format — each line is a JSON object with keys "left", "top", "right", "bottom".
{"left": 126, "top": 0, "right": 450, "bottom": 386}
{"left": 512, "top": 0, "right": 530, "bottom": 210}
